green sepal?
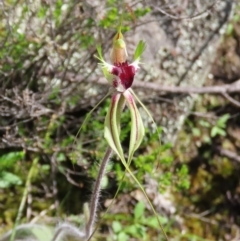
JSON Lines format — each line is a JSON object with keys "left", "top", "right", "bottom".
{"left": 130, "top": 88, "right": 160, "bottom": 137}
{"left": 104, "top": 93, "right": 125, "bottom": 160}
{"left": 123, "top": 89, "right": 145, "bottom": 163}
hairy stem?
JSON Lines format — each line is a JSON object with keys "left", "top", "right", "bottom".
{"left": 85, "top": 147, "right": 113, "bottom": 240}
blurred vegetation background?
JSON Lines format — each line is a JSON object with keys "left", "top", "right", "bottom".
{"left": 0, "top": 0, "right": 239, "bottom": 240}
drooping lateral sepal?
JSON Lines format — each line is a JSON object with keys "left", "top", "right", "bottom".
{"left": 123, "top": 89, "right": 145, "bottom": 162}
{"left": 104, "top": 93, "right": 125, "bottom": 160}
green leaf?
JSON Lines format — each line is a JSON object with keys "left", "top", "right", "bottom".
{"left": 216, "top": 114, "right": 230, "bottom": 128}
{"left": 199, "top": 119, "right": 210, "bottom": 128}
{"left": 211, "top": 126, "right": 226, "bottom": 137}
{"left": 57, "top": 152, "right": 66, "bottom": 162}
{"left": 226, "top": 23, "right": 234, "bottom": 36}
{"left": 31, "top": 226, "right": 53, "bottom": 241}
{"left": 0, "top": 151, "right": 25, "bottom": 170}
{"left": 101, "top": 175, "right": 109, "bottom": 188}
{"left": 159, "top": 143, "right": 172, "bottom": 152}
{"left": 134, "top": 201, "right": 145, "bottom": 220}
{"left": 117, "top": 232, "right": 129, "bottom": 241}
{"left": 192, "top": 127, "right": 201, "bottom": 137}
{"left": 177, "top": 165, "right": 190, "bottom": 190}
{"left": 160, "top": 156, "right": 174, "bottom": 166}
{"left": 145, "top": 216, "right": 168, "bottom": 229}
{"left": 124, "top": 224, "right": 145, "bottom": 238}
{"left": 112, "top": 221, "right": 122, "bottom": 233}
{"left": 134, "top": 7, "right": 151, "bottom": 17}
{"left": 0, "top": 171, "right": 22, "bottom": 188}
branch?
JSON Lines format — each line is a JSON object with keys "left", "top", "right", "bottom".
{"left": 55, "top": 70, "right": 240, "bottom": 94}
{"left": 134, "top": 80, "right": 240, "bottom": 94}
{"left": 153, "top": 1, "right": 220, "bottom": 21}
{"left": 54, "top": 71, "right": 240, "bottom": 106}
{"left": 92, "top": 78, "right": 240, "bottom": 94}
{"left": 221, "top": 93, "right": 240, "bottom": 107}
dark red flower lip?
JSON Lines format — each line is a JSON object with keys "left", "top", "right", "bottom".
{"left": 111, "top": 61, "right": 136, "bottom": 90}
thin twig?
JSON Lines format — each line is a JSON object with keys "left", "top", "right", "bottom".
{"left": 132, "top": 79, "right": 240, "bottom": 94}
{"left": 216, "top": 147, "right": 240, "bottom": 163}
{"left": 153, "top": 1, "right": 220, "bottom": 21}
{"left": 222, "top": 93, "right": 240, "bottom": 107}
{"left": 57, "top": 72, "right": 240, "bottom": 96}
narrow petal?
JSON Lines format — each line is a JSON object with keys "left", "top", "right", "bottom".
{"left": 123, "top": 89, "right": 145, "bottom": 162}
{"left": 130, "top": 40, "right": 146, "bottom": 69}
{"left": 95, "top": 45, "right": 116, "bottom": 83}
{"left": 133, "top": 40, "right": 146, "bottom": 62}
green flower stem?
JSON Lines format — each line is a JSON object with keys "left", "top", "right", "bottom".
{"left": 85, "top": 147, "right": 113, "bottom": 240}
{"left": 9, "top": 157, "right": 39, "bottom": 241}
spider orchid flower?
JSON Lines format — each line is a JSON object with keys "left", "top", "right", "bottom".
{"left": 95, "top": 29, "right": 168, "bottom": 240}
{"left": 96, "top": 28, "right": 146, "bottom": 163}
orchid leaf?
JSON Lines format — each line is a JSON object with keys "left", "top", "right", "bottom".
{"left": 133, "top": 40, "right": 146, "bottom": 62}
{"left": 123, "top": 89, "right": 145, "bottom": 163}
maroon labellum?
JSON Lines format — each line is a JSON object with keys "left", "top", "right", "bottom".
{"left": 111, "top": 62, "right": 136, "bottom": 91}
